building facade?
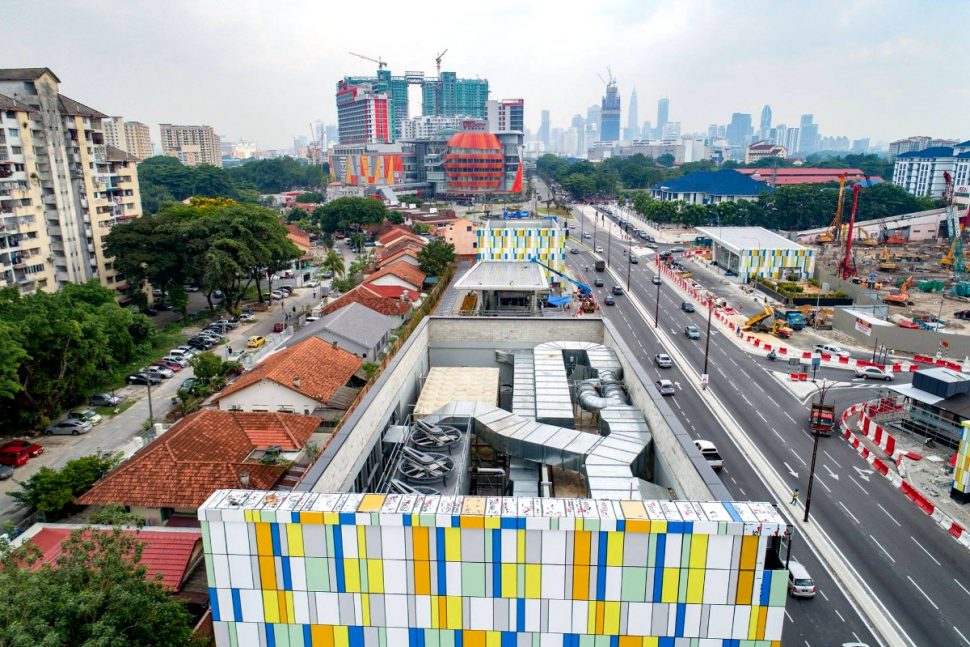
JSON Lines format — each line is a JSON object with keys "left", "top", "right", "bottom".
{"left": 695, "top": 226, "right": 815, "bottom": 283}
{"left": 652, "top": 170, "right": 770, "bottom": 206}
{"left": 124, "top": 121, "right": 154, "bottom": 160}
{"left": 160, "top": 123, "right": 222, "bottom": 167}
{"left": 0, "top": 68, "right": 142, "bottom": 294}
{"left": 600, "top": 83, "right": 620, "bottom": 143}
{"left": 744, "top": 141, "right": 788, "bottom": 164}
{"left": 486, "top": 99, "right": 524, "bottom": 134}
{"left": 892, "top": 142, "right": 970, "bottom": 202}
{"left": 476, "top": 217, "right": 565, "bottom": 276}
{"left": 335, "top": 81, "right": 390, "bottom": 146}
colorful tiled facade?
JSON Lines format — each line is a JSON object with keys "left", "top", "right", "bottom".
{"left": 476, "top": 222, "right": 565, "bottom": 278}
{"left": 200, "top": 490, "right": 789, "bottom": 646}
{"left": 954, "top": 421, "right": 970, "bottom": 495}
{"left": 738, "top": 248, "right": 815, "bottom": 283}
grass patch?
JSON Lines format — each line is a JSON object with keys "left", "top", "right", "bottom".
{"left": 101, "top": 328, "right": 190, "bottom": 391}
{"left": 93, "top": 400, "right": 136, "bottom": 418}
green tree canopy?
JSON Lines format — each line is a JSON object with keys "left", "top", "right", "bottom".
{"left": 314, "top": 197, "right": 388, "bottom": 233}
{"left": 10, "top": 454, "right": 119, "bottom": 518}
{"left": 294, "top": 191, "right": 324, "bottom": 203}
{"left": 417, "top": 239, "right": 456, "bottom": 277}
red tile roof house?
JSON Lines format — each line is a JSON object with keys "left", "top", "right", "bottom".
{"left": 376, "top": 239, "right": 424, "bottom": 263}
{"left": 284, "top": 223, "right": 313, "bottom": 254}
{"left": 322, "top": 282, "right": 418, "bottom": 323}
{"left": 77, "top": 409, "right": 322, "bottom": 525}
{"left": 366, "top": 259, "right": 427, "bottom": 291}
{"left": 376, "top": 246, "right": 421, "bottom": 269}
{"left": 212, "top": 336, "right": 365, "bottom": 417}
{"left": 377, "top": 225, "right": 426, "bottom": 249}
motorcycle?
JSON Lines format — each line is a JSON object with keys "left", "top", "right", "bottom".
{"left": 766, "top": 351, "right": 778, "bottom": 361}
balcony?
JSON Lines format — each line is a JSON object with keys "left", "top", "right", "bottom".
{"left": 92, "top": 145, "right": 107, "bottom": 163}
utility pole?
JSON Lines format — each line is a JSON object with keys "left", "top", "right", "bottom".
{"left": 626, "top": 235, "right": 633, "bottom": 291}
{"left": 804, "top": 380, "right": 833, "bottom": 523}
{"left": 607, "top": 219, "right": 613, "bottom": 268}
{"left": 654, "top": 271, "right": 661, "bottom": 329}
{"left": 702, "top": 297, "right": 713, "bottom": 388}
{"left": 146, "top": 377, "right": 155, "bottom": 424}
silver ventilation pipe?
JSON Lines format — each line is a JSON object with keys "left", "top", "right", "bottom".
{"left": 576, "top": 369, "right": 627, "bottom": 412}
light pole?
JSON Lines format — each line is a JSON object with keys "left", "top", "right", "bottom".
{"left": 702, "top": 297, "right": 713, "bottom": 387}
{"left": 654, "top": 271, "right": 661, "bottom": 329}
{"left": 626, "top": 235, "right": 633, "bottom": 291}
{"left": 607, "top": 218, "right": 613, "bottom": 268}
{"left": 146, "top": 376, "right": 155, "bottom": 424}
{"left": 803, "top": 379, "right": 833, "bottom": 523}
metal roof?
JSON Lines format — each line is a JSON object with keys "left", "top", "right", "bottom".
{"left": 694, "top": 226, "right": 809, "bottom": 254}
{"left": 453, "top": 261, "right": 549, "bottom": 291}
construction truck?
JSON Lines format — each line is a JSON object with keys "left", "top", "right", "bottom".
{"left": 770, "top": 321, "right": 793, "bottom": 338}
{"left": 742, "top": 304, "right": 774, "bottom": 332}
{"left": 594, "top": 260, "right": 606, "bottom": 272}
{"left": 774, "top": 309, "right": 807, "bottom": 330}
{"left": 883, "top": 276, "right": 913, "bottom": 306}
{"left": 810, "top": 402, "right": 836, "bottom": 436}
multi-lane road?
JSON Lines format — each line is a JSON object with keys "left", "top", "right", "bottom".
{"left": 564, "top": 200, "right": 969, "bottom": 647}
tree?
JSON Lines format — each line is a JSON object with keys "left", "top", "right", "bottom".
{"left": 417, "top": 239, "right": 455, "bottom": 277}
{"left": 294, "top": 191, "right": 324, "bottom": 203}
{"left": 411, "top": 223, "right": 431, "bottom": 235}
{"left": 388, "top": 211, "right": 405, "bottom": 224}
{"left": 314, "top": 197, "right": 388, "bottom": 232}
{"left": 189, "top": 351, "right": 224, "bottom": 385}
{"left": 0, "top": 527, "right": 199, "bottom": 645}
{"left": 286, "top": 207, "right": 309, "bottom": 223}
{"left": 226, "top": 156, "right": 327, "bottom": 193}
{"left": 90, "top": 503, "right": 146, "bottom": 528}
{"left": 656, "top": 153, "right": 676, "bottom": 167}
{"left": 10, "top": 454, "right": 119, "bottom": 518}
{"left": 322, "top": 249, "right": 346, "bottom": 279}
{"left": 350, "top": 232, "right": 366, "bottom": 253}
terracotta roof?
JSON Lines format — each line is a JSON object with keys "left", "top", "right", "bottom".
{"left": 78, "top": 410, "right": 319, "bottom": 509}
{"left": 364, "top": 284, "right": 421, "bottom": 301}
{"left": 285, "top": 224, "right": 312, "bottom": 251}
{"left": 377, "top": 225, "right": 425, "bottom": 247}
{"left": 377, "top": 248, "right": 421, "bottom": 269}
{"left": 377, "top": 239, "right": 424, "bottom": 261}
{"left": 366, "top": 260, "right": 426, "bottom": 289}
{"left": 322, "top": 283, "right": 413, "bottom": 317}
{"left": 28, "top": 526, "right": 201, "bottom": 591}
{"left": 214, "top": 336, "right": 363, "bottom": 405}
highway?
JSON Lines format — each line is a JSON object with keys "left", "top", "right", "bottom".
{"left": 564, "top": 201, "right": 969, "bottom": 647}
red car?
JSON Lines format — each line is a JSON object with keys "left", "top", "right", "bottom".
{"left": 0, "top": 441, "right": 41, "bottom": 467}
{"left": 154, "top": 359, "right": 183, "bottom": 372}
{"left": 273, "top": 321, "right": 286, "bottom": 333}
{"left": 0, "top": 439, "right": 44, "bottom": 459}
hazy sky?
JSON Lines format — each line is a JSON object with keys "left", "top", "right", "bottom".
{"left": 3, "top": 0, "right": 967, "bottom": 149}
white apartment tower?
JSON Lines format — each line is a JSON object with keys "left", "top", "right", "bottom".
{"left": 0, "top": 68, "right": 142, "bottom": 294}
{"left": 160, "top": 123, "right": 222, "bottom": 167}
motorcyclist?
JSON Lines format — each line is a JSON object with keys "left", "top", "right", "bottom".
{"left": 767, "top": 350, "right": 777, "bottom": 361}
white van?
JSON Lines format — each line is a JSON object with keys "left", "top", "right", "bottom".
{"left": 787, "top": 560, "right": 816, "bottom": 598}
{"left": 694, "top": 440, "right": 723, "bottom": 471}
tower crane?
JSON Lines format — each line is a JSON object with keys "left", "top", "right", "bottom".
{"left": 435, "top": 49, "right": 448, "bottom": 75}
{"left": 348, "top": 52, "right": 387, "bottom": 70}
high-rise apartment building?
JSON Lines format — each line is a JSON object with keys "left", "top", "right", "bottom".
{"left": 641, "top": 121, "right": 651, "bottom": 141}
{"left": 625, "top": 87, "right": 639, "bottom": 141}
{"left": 102, "top": 116, "right": 126, "bottom": 152}
{"left": 0, "top": 68, "right": 142, "bottom": 295}
{"left": 486, "top": 99, "right": 524, "bottom": 133}
{"left": 600, "top": 83, "right": 621, "bottom": 142}
{"left": 798, "top": 114, "right": 819, "bottom": 154}
{"left": 656, "top": 97, "right": 669, "bottom": 139}
{"left": 571, "top": 114, "right": 586, "bottom": 156}
{"left": 123, "top": 121, "right": 153, "bottom": 160}
{"left": 160, "top": 123, "right": 222, "bottom": 166}
{"left": 759, "top": 105, "right": 772, "bottom": 140}
{"left": 586, "top": 105, "right": 601, "bottom": 145}
{"left": 726, "top": 113, "right": 753, "bottom": 147}
{"left": 851, "top": 138, "right": 870, "bottom": 154}
{"left": 335, "top": 81, "right": 390, "bottom": 145}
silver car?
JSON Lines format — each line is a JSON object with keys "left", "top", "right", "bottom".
{"left": 787, "top": 560, "right": 816, "bottom": 598}
{"left": 45, "top": 418, "right": 92, "bottom": 436}
{"left": 655, "top": 379, "right": 676, "bottom": 396}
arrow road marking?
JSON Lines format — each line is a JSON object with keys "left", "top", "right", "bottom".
{"left": 783, "top": 461, "right": 799, "bottom": 478}
{"left": 852, "top": 465, "right": 872, "bottom": 482}
{"left": 823, "top": 464, "right": 840, "bottom": 480}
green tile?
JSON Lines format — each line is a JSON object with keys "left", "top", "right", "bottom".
{"left": 425, "top": 629, "right": 440, "bottom": 647}
{"left": 204, "top": 553, "right": 215, "bottom": 587}
{"left": 462, "top": 562, "right": 486, "bottom": 597}
{"left": 681, "top": 534, "right": 691, "bottom": 568}
{"left": 305, "top": 557, "right": 330, "bottom": 591}
{"left": 579, "top": 636, "right": 595, "bottom": 647}
{"left": 769, "top": 569, "right": 788, "bottom": 606}
{"left": 648, "top": 535, "right": 657, "bottom": 567}
{"left": 439, "top": 630, "right": 455, "bottom": 647}
{"left": 378, "top": 627, "right": 387, "bottom": 647}
{"left": 620, "top": 566, "right": 647, "bottom": 601}
{"left": 228, "top": 622, "right": 238, "bottom": 647}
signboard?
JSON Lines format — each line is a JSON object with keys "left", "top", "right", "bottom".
{"left": 701, "top": 374, "right": 709, "bottom": 385}
{"left": 855, "top": 317, "right": 872, "bottom": 336}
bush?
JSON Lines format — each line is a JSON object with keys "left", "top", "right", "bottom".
{"left": 786, "top": 273, "right": 800, "bottom": 282}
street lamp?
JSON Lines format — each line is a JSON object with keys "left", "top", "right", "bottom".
{"left": 145, "top": 376, "right": 155, "bottom": 425}
{"left": 626, "top": 234, "right": 633, "bottom": 291}
{"left": 702, "top": 296, "right": 713, "bottom": 388}
{"left": 607, "top": 218, "right": 613, "bottom": 268}
{"left": 654, "top": 271, "right": 661, "bottom": 329}
{"left": 803, "top": 379, "right": 834, "bottom": 523}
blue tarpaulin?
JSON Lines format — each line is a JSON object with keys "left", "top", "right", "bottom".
{"left": 546, "top": 294, "right": 571, "bottom": 307}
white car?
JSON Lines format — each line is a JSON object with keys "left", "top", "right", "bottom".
{"left": 694, "top": 440, "right": 723, "bottom": 471}
{"left": 271, "top": 290, "right": 284, "bottom": 300}
{"left": 145, "top": 365, "right": 174, "bottom": 379}
{"left": 163, "top": 355, "right": 190, "bottom": 368}
{"left": 239, "top": 313, "right": 256, "bottom": 322}
{"left": 595, "top": 246, "right": 604, "bottom": 253}
{"left": 305, "top": 280, "right": 320, "bottom": 288}
{"left": 856, "top": 366, "right": 893, "bottom": 381}
{"left": 787, "top": 560, "right": 816, "bottom": 598}
{"left": 813, "top": 343, "right": 850, "bottom": 359}
{"left": 655, "top": 353, "right": 673, "bottom": 368}
{"left": 655, "top": 379, "right": 676, "bottom": 396}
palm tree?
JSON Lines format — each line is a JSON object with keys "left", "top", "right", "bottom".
{"left": 322, "top": 249, "right": 346, "bottom": 279}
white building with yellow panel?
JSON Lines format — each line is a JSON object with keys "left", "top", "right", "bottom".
{"left": 476, "top": 217, "right": 566, "bottom": 277}
{"left": 695, "top": 226, "right": 815, "bottom": 284}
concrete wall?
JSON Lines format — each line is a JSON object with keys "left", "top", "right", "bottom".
{"left": 216, "top": 380, "right": 318, "bottom": 413}
{"left": 832, "top": 307, "right": 970, "bottom": 357}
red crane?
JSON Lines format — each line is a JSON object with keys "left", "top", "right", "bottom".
{"left": 838, "top": 184, "right": 864, "bottom": 280}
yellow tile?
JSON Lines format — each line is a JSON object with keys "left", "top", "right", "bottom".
{"left": 358, "top": 494, "right": 385, "bottom": 513}
{"left": 361, "top": 593, "right": 370, "bottom": 626}
{"left": 516, "top": 530, "right": 525, "bottom": 562}
{"left": 661, "top": 568, "right": 680, "bottom": 603}
{"left": 651, "top": 521, "right": 667, "bottom": 534}
{"left": 689, "top": 534, "right": 708, "bottom": 569}
{"left": 357, "top": 526, "right": 367, "bottom": 557}
{"left": 747, "top": 604, "right": 760, "bottom": 639}
{"left": 286, "top": 524, "right": 304, "bottom": 557}
{"left": 262, "top": 589, "right": 280, "bottom": 623}
{"left": 322, "top": 512, "right": 339, "bottom": 526}
{"left": 643, "top": 639, "right": 658, "bottom": 647}
{"left": 686, "top": 568, "right": 705, "bottom": 604}
{"left": 258, "top": 555, "right": 277, "bottom": 590}
{"left": 606, "top": 532, "right": 624, "bottom": 567}
{"left": 367, "top": 559, "right": 384, "bottom": 593}
{"left": 447, "top": 595, "right": 462, "bottom": 630}
{"left": 485, "top": 630, "right": 501, "bottom": 647}
{"left": 501, "top": 563, "right": 518, "bottom": 598}
{"left": 333, "top": 625, "right": 349, "bottom": 647}
{"left": 604, "top": 601, "right": 621, "bottom": 634}
{"left": 524, "top": 563, "right": 541, "bottom": 598}
{"left": 430, "top": 594, "right": 440, "bottom": 627}
{"left": 485, "top": 517, "right": 501, "bottom": 529}
{"left": 620, "top": 501, "right": 648, "bottom": 519}
{"left": 344, "top": 558, "right": 360, "bottom": 592}
{"left": 587, "top": 599, "right": 597, "bottom": 633}
{"left": 445, "top": 527, "right": 462, "bottom": 561}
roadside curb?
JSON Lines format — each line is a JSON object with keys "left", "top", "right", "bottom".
{"left": 839, "top": 403, "right": 970, "bottom": 550}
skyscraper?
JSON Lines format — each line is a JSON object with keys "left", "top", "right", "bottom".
{"left": 798, "top": 114, "right": 819, "bottom": 154}
{"left": 656, "top": 97, "right": 669, "bottom": 139}
{"left": 641, "top": 121, "right": 651, "bottom": 141}
{"left": 625, "top": 88, "right": 639, "bottom": 141}
{"left": 759, "top": 105, "right": 772, "bottom": 141}
{"left": 334, "top": 80, "right": 390, "bottom": 145}
{"left": 571, "top": 114, "right": 586, "bottom": 156}
{"left": 586, "top": 105, "right": 601, "bottom": 145}
{"left": 538, "top": 110, "right": 551, "bottom": 149}
{"left": 726, "top": 113, "right": 753, "bottom": 147}
{"left": 486, "top": 99, "right": 524, "bottom": 133}
{"left": 160, "top": 123, "right": 222, "bottom": 166}
{"left": 600, "top": 82, "right": 621, "bottom": 142}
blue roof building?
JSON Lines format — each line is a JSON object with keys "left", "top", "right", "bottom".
{"left": 893, "top": 141, "right": 970, "bottom": 200}
{"left": 651, "top": 169, "right": 772, "bottom": 205}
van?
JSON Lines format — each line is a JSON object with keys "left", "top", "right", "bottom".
{"left": 694, "top": 440, "right": 723, "bottom": 470}
{"left": 787, "top": 560, "right": 816, "bottom": 598}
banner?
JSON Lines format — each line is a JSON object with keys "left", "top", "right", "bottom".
{"left": 855, "top": 317, "right": 873, "bottom": 336}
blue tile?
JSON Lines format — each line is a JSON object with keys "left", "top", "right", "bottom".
{"left": 492, "top": 529, "right": 502, "bottom": 596}
{"left": 265, "top": 623, "right": 276, "bottom": 647}
{"left": 596, "top": 532, "right": 608, "bottom": 600}
{"left": 452, "top": 516, "right": 460, "bottom": 527}
{"left": 675, "top": 603, "right": 685, "bottom": 636}
{"left": 281, "top": 556, "right": 292, "bottom": 591}
{"left": 760, "top": 570, "right": 772, "bottom": 606}
{"left": 349, "top": 626, "right": 364, "bottom": 646}
{"left": 501, "top": 631, "right": 517, "bottom": 647}
{"left": 500, "top": 518, "right": 517, "bottom": 530}
{"left": 653, "top": 535, "right": 666, "bottom": 601}
{"left": 270, "top": 523, "right": 281, "bottom": 555}
{"left": 722, "top": 502, "right": 743, "bottom": 522}
{"left": 516, "top": 598, "right": 525, "bottom": 632}
{"left": 231, "top": 588, "right": 242, "bottom": 622}
{"left": 303, "top": 625, "right": 312, "bottom": 646}
{"left": 208, "top": 587, "right": 220, "bottom": 622}
{"left": 339, "top": 512, "right": 355, "bottom": 525}
{"left": 333, "top": 527, "right": 345, "bottom": 593}
{"left": 436, "top": 527, "right": 447, "bottom": 595}
{"left": 291, "top": 511, "right": 301, "bottom": 524}
{"left": 404, "top": 515, "right": 412, "bottom": 527}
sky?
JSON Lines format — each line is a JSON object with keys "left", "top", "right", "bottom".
{"left": 3, "top": 0, "right": 967, "bottom": 149}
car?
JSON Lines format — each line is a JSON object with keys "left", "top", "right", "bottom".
{"left": 279, "top": 286, "right": 294, "bottom": 295}
{"left": 612, "top": 286, "right": 623, "bottom": 295}
{"left": 724, "top": 269, "right": 738, "bottom": 277}
{"left": 787, "top": 560, "right": 816, "bottom": 598}
{"left": 655, "top": 379, "right": 676, "bottom": 396}
{"left": 270, "top": 290, "right": 284, "bottom": 300}
{"left": 305, "top": 280, "right": 320, "bottom": 288}
{"left": 583, "top": 232, "right": 592, "bottom": 239}
{"left": 187, "top": 338, "right": 214, "bottom": 350}
{"left": 305, "top": 315, "right": 320, "bottom": 322}
{"left": 199, "top": 331, "right": 225, "bottom": 341}
{"left": 595, "top": 246, "right": 604, "bottom": 253}
{"left": 896, "top": 319, "right": 920, "bottom": 329}
{"left": 956, "top": 310, "right": 970, "bottom": 320}
{"left": 813, "top": 343, "right": 850, "bottom": 359}
{"left": 694, "top": 440, "right": 723, "bottom": 470}
{"left": 212, "top": 319, "right": 240, "bottom": 330}
{"left": 127, "top": 372, "right": 162, "bottom": 385}
{"left": 604, "top": 295, "right": 615, "bottom": 306}
{"left": 154, "top": 360, "right": 183, "bottom": 372}
{"left": 856, "top": 366, "right": 893, "bottom": 381}
{"left": 169, "top": 348, "right": 193, "bottom": 360}
{"left": 144, "top": 365, "right": 174, "bottom": 379}
{"left": 655, "top": 353, "right": 673, "bottom": 368}
{"left": 89, "top": 393, "right": 121, "bottom": 408}
{"left": 247, "top": 335, "right": 267, "bottom": 349}
{"left": 0, "top": 465, "right": 13, "bottom": 480}
{"left": 1, "top": 439, "right": 44, "bottom": 458}
{"left": 570, "top": 248, "right": 580, "bottom": 254}
{"left": 178, "top": 377, "right": 197, "bottom": 394}
{"left": 594, "top": 277, "right": 605, "bottom": 287}
{"left": 681, "top": 301, "right": 695, "bottom": 312}
{"left": 212, "top": 289, "right": 224, "bottom": 300}
{"left": 0, "top": 446, "right": 28, "bottom": 468}
{"left": 45, "top": 418, "right": 92, "bottom": 436}
{"left": 273, "top": 321, "right": 286, "bottom": 333}
{"left": 320, "top": 270, "right": 334, "bottom": 279}
{"left": 69, "top": 408, "right": 103, "bottom": 425}
{"left": 629, "top": 255, "right": 639, "bottom": 264}
{"left": 685, "top": 325, "right": 701, "bottom": 339}
{"left": 184, "top": 284, "right": 200, "bottom": 292}
{"left": 652, "top": 276, "right": 661, "bottom": 285}
{"left": 239, "top": 313, "right": 257, "bottom": 322}
{"left": 669, "top": 246, "right": 684, "bottom": 253}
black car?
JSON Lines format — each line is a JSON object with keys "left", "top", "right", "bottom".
{"left": 652, "top": 276, "right": 661, "bottom": 285}
{"left": 681, "top": 301, "right": 695, "bottom": 312}
{"left": 604, "top": 295, "right": 615, "bottom": 306}
{"left": 612, "top": 286, "right": 623, "bottom": 295}
{"left": 127, "top": 372, "right": 162, "bottom": 385}
{"left": 594, "top": 277, "right": 605, "bottom": 287}
{"left": 188, "top": 338, "right": 215, "bottom": 350}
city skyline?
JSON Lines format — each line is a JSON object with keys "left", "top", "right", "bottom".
{"left": 2, "top": 0, "right": 967, "bottom": 148}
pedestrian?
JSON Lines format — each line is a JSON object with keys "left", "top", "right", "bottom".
{"left": 227, "top": 345, "right": 233, "bottom": 356}
{"left": 312, "top": 291, "right": 316, "bottom": 299}
{"left": 790, "top": 488, "right": 799, "bottom": 505}
{"left": 292, "top": 306, "right": 296, "bottom": 313}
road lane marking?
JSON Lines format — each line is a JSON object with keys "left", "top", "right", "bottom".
{"left": 784, "top": 411, "right": 797, "bottom": 424}
{"left": 757, "top": 411, "right": 768, "bottom": 423}
{"left": 839, "top": 501, "right": 861, "bottom": 525}
{"left": 907, "top": 575, "right": 939, "bottom": 610}
{"left": 814, "top": 475, "right": 832, "bottom": 494}
{"left": 785, "top": 610, "right": 792, "bottom": 623}
{"left": 823, "top": 450, "right": 842, "bottom": 468}
{"left": 876, "top": 503, "right": 901, "bottom": 527}
{"left": 789, "top": 448, "right": 807, "bottom": 466}
{"left": 834, "top": 609, "right": 845, "bottom": 623}
{"left": 847, "top": 474, "right": 868, "bottom": 494}
{"left": 729, "top": 476, "right": 737, "bottom": 484}
{"left": 740, "top": 393, "right": 753, "bottom": 406}
{"left": 771, "top": 428, "right": 786, "bottom": 443}
{"left": 954, "top": 626, "right": 970, "bottom": 647}
{"left": 818, "top": 589, "right": 829, "bottom": 601}
{"left": 870, "top": 534, "right": 896, "bottom": 563}
{"left": 910, "top": 536, "right": 941, "bottom": 566}
{"left": 738, "top": 487, "right": 746, "bottom": 496}
{"left": 728, "top": 357, "right": 740, "bottom": 367}
{"left": 955, "top": 579, "right": 970, "bottom": 598}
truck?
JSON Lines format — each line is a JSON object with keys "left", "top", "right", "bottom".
{"left": 775, "top": 309, "right": 807, "bottom": 330}
{"left": 595, "top": 260, "right": 606, "bottom": 272}
{"left": 809, "top": 402, "right": 836, "bottom": 436}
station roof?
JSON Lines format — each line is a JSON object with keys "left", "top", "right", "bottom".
{"left": 453, "top": 260, "right": 549, "bottom": 291}
{"left": 694, "top": 226, "right": 809, "bottom": 254}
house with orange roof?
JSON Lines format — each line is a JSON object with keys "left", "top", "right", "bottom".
{"left": 376, "top": 238, "right": 424, "bottom": 262}
{"left": 77, "top": 409, "right": 322, "bottom": 523}
{"left": 377, "top": 225, "right": 426, "bottom": 249}
{"left": 285, "top": 223, "right": 312, "bottom": 254}
{"left": 322, "top": 282, "right": 416, "bottom": 323}
{"left": 366, "top": 259, "right": 426, "bottom": 291}
{"left": 376, "top": 246, "right": 421, "bottom": 269}
{"left": 213, "top": 336, "right": 364, "bottom": 416}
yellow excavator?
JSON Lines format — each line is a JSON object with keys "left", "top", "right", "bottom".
{"left": 817, "top": 173, "right": 847, "bottom": 244}
{"left": 857, "top": 227, "right": 879, "bottom": 247}
{"left": 877, "top": 247, "right": 897, "bottom": 272}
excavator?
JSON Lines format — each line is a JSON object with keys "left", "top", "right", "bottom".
{"left": 817, "top": 174, "right": 847, "bottom": 244}
{"left": 877, "top": 247, "right": 897, "bottom": 272}
{"left": 857, "top": 227, "right": 879, "bottom": 247}
{"left": 883, "top": 276, "right": 913, "bottom": 306}
{"left": 529, "top": 258, "right": 597, "bottom": 313}
{"left": 742, "top": 304, "right": 793, "bottom": 338}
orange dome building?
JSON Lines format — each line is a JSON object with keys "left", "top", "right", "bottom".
{"left": 442, "top": 132, "right": 506, "bottom": 193}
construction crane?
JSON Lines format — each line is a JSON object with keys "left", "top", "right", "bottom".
{"left": 348, "top": 51, "right": 387, "bottom": 70}
{"left": 838, "top": 184, "right": 864, "bottom": 279}
{"left": 817, "top": 173, "right": 847, "bottom": 244}
{"left": 435, "top": 49, "right": 448, "bottom": 75}
{"left": 529, "top": 258, "right": 591, "bottom": 297}
{"left": 597, "top": 68, "right": 617, "bottom": 87}
{"left": 941, "top": 171, "right": 966, "bottom": 273}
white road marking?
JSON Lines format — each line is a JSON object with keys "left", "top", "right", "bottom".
{"left": 839, "top": 501, "right": 861, "bottom": 525}
{"left": 955, "top": 578, "right": 970, "bottom": 598}
{"left": 876, "top": 503, "right": 901, "bottom": 527}
{"left": 784, "top": 411, "right": 797, "bottom": 424}
{"left": 847, "top": 474, "right": 868, "bottom": 494}
{"left": 907, "top": 575, "right": 939, "bottom": 610}
{"left": 789, "top": 448, "right": 807, "bottom": 466}
{"left": 910, "top": 536, "right": 942, "bottom": 566}
{"left": 728, "top": 357, "right": 740, "bottom": 368}
{"left": 757, "top": 411, "right": 768, "bottom": 423}
{"left": 740, "top": 393, "right": 753, "bottom": 406}
{"left": 814, "top": 475, "right": 832, "bottom": 494}
{"left": 954, "top": 625, "right": 970, "bottom": 647}
{"left": 834, "top": 608, "right": 845, "bottom": 623}
{"left": 738, "top": 487, "right": 746, "bottom": 496}
{"left": 869, "top": 533, "right": 896, "bottom": 563}
{"left": 729, "top": 476, "right": 737, "bottom": 484}
{"left": 823, "top": 450, "right": 842, "bottom": 468}
{"left": 771, "top": 428, "right": 785, "bottom": 443}
{"left": 818, "top": 589, "right": 829, "bottom": 601}
{"left": 785, "top": 609, "right": 793, "bottom": 622}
